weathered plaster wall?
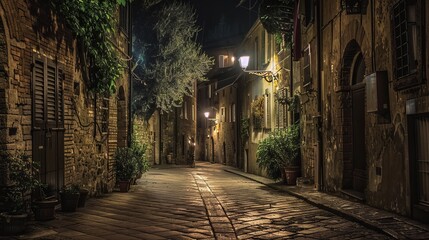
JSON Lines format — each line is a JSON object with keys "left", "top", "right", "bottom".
{"left": 310, "top": 0, "right": 427, "bottom": 215}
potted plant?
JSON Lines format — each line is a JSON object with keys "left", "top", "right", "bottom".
{"left": 0, "top": 151, "right": 40, "bottom": 235}
{"left": 59, "top": 185, "right": 80, "bottom": 212}
{"left": 256, "top": 124, "right": 301, "bottom": 185}
{"left": 115, "top": 147, "right": 137, "bottom": 192}
{"left": 32, "top": 185, "right": 58, "bottom": 221}
{"left": 280, "top": 124, "right": 301, "bottom": 185}
{"left": 77, "top": 187, "right": 89, "bottom": 208}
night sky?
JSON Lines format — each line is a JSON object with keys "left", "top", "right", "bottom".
{"left": 188, "top": 0, "right": 258, "bottom": 47}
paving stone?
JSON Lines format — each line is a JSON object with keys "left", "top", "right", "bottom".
{"left": 27, "top": 162, "right": 408, "bottom": 240}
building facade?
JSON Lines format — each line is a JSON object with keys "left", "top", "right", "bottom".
{"left": 202, "top": 0, "right": 429, "bottom": 223}
{"left": 236, "top": 20, "right": 283, "bottom": 176}
{"left": 295, "top": 0, "right": 429, "bottom": 222}
{"left": 0, "top": 1, "right": 131, "bottom": 197}
{"left": 139, "top": 83, "right": 197, "bottom": 166}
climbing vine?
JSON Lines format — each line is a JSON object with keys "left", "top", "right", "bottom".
{"left": 49, "top": 0, "right": 129, "bottom": 94}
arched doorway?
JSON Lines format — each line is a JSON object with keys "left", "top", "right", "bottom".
{"left": 351, "top": 53, "right": 367, "bottom": 192}
{"left": 341, "top": 40, "right": 368, "bottom": 194}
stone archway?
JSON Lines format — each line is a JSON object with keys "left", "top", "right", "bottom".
{"left": 117, "top": 86, "right": 127, "bottom": 148}
{"left": 339, "top": 40, "right": 368, "bottom": 194}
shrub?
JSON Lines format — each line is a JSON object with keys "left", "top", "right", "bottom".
{"left": 131, "top": 142, "right": 149, "bottom": 175}
{"left": 256, "top": 124, "right": 301, "bottom": 180}
{"left": 114, "top": 148, "right": 137, "bottom": 181}
{"left": 0, "top": 151, "right": 41, "bottom": 214}
{"left": 115, "top": 142, "right": 150, "bottom": 181}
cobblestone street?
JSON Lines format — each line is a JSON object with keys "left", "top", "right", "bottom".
{"left": 16, "top": 162, "right": 393, "bottom": 240}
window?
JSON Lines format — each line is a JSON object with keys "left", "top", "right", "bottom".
{"left": 262, "top": 31, "right": 266, "bottom": 63}
{"left": 221, "top": 107, "right": 225, "bottom": 122}
{"left": 228, "top": 105, "right": 232, "bottom": 122}
{"left": 219, "top": 55, "right": 228, "bottom": 68}
{"left": 232, "top": 104, "right": 236, "bottom": 122}
{"left": 393, "top": 0, "right": 417, "bottom": 78}
{"left": 267, "top": 33, "right": 272, "bottom": 62}
{"left": 254, "top": 37, "right": 259, "bottom": 69}
{"left": 264, "top": 92, "right": 271, "bottom": 129}
{"left": 192, "top": 104, "right": 195, "bottom": 121}
{"left": 392, "top": 0, "right": 422, "bottom": 90}
{"left": 303, "top": 45, "right": 311, "bottom": 87}
{"left": 101, "top": 97, "right": 109, "bottom": 135}
{"left": 184, "top": 101, "right": 188, "bottom": 120}
{"left": 119, "top": 3, "right": 129, "bottom": 34}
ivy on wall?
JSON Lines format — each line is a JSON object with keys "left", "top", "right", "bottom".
{"left": 48, "top": 0, "right": 128, "bottom": 94}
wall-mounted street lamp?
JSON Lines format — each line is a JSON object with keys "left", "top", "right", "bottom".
{"left": 204, "top": 112, "right": 210, "bottom": 118}
{"left": 238, "top": 56, "right": 279, "bottom": 83}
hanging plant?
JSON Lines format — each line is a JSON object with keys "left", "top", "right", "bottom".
{"left": 275, "top": 88, "right": 300, "bottom": 113}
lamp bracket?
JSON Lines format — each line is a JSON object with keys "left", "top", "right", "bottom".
{"left": 243, "top": 70, "right": 278, "bottom": 83}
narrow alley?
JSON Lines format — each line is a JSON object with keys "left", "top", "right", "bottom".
{"left": 25, "top": 162, "right": 392, "bottom": 240}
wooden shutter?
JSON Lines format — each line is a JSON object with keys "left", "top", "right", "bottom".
{"left": 33, "top": 58, "right": 45, "bottom": 128}
{"left": 57, "top": 69, "right": 64, "bottom": 125}
{"left": 46, "top": 63, "right": 56, "bottom": 124}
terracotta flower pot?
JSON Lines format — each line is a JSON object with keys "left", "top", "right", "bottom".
{"left": 284, "top": 166, "right": 300, "bottom": 185}
{"left": 118, "top": 180, "right": 130, "bottom": 192}
{"left": 32, "top": 199, "right": 58, "bottom": 221}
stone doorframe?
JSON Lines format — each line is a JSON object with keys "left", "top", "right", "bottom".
{"left": 337, "top": 20, "right": 371, "bottom": 190}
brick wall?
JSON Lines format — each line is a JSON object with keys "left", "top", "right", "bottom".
{"left": 0, "top": 1, "right": 130, "bottom": 195}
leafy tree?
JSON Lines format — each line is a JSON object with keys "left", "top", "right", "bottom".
{"left": 132, "top": 1, "right": 213, "bottom": 119}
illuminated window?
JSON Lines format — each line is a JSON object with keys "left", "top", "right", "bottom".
{"left": 219, "top": 55, "right": 228, "bottom": 68}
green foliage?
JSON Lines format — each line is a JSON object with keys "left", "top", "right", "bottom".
{"left": 240, "top": 118, "right": 250, "bottom": 143}
{"left": 131, "top": 140, "right": 150, "bottom": 175}
{"left": 275, "top": 91, "right": 300, "bottom": 114}
{"left": 49, "top": 0, "right": 127, "bottom": 94}
{"left": 114, "top": 140, "right": 150, "bottom": 181}
{"left": 115, "top": 148, "right": 137, "bottom": 181}
{"left": 133, "top": 1, "right": 214, "bottom": 118}
{"left": 251, "top": 96, "right": 264, "bottom": 129}
{"left": 256, "top": 124, "right": 301, "bottom": 180}
{"left": 0, "top": 151, "right": 42, "bottom": 214}
{"left": 259, "top": 0, "right": 295, "bottom": 34}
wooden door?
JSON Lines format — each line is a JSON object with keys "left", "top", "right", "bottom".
{"left": 352, "top": 84, "right": 367, "bottom": 192}
{"left": 32, "top": 57, "right": 64, "bottom": 196}
{"left": 413, "top": 116, "right": 429, "bottom": 219}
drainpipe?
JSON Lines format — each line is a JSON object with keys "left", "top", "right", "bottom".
{"left": 316, "top": 0, "right": 324, "bottom": 191}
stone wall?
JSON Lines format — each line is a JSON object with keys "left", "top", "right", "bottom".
{"left": 297, "top": 0, "right": 429, "bottom": 217}
{"left": 0, "top": 1, "right": 130, "bottom": 195}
